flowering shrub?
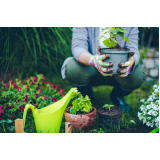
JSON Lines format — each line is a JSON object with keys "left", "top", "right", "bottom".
{"left": 0, "top": 74, "right": 65, "bottom": 132}
{"left": 138, "top": 83, "right": 159, "bottom": 128}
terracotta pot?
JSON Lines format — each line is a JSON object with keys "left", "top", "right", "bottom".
{"left": 98, "top": 107, "right": 123, "bottom": 127}
{"left": 64, "top": 106, "right": 97, "bottom": 131}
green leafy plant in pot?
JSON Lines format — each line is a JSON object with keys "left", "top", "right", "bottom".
{"left": 64, "top": 91, "right": 97, "bottom": 131}
{"left": 97, "top": 27, "right": 131, "bottom": 74}
{"left": 98, "top": 104, "right": 123, "bottom": 128}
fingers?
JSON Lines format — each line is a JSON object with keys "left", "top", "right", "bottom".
{"left": 129, "top": 52, "right": 135, "bottom": 57}
{"left": 100, "top": 61, "right": 113, "bottom": 67}
{"left": 100, "top": 54, "right": 110, "bottom": 60}
{"left": 97, "top": 45, "right": 101, "bottom": 55}
{"left": 101, "top": 68, "right": 113, "bottom": 73}
{"left": 119, "top": 60, "right": 133, "bottom": 67}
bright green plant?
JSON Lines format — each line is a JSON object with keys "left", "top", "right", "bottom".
{"left": 97, "top": 27, "right": 130, "bottom": 48}
{"left": 139, "top": 47, "right": 149, "bottom": 65}
{"left": 103, "top": 104, "right": 114, "bottom": 111}
{"left": 0, "top": 74, "right": 65, "bottom": 133}
{"left": 69, "top": 92, "right": 92, "bottom": 115}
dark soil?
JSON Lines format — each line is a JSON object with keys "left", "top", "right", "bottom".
{"left": 98, "top": 107, "right": 123, "bottom": 117}
{"left": 111, "top": 44, "right": 129, "bottom": 51}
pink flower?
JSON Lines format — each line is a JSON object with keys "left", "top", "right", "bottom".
{"left": 0, "top": 79, "right": 4, "bottom": 81}
{"left": 11, "top": 104, "right": 14, "bottom": 108}
{"left": 23, "top": 98, "right": 27, "bottom": 104}
{"left": 5, "top": 83, "right": 9, "bottom": 88}
{"left": 57, "top": 91, "right": 61, "bottom": 94}
{"left": 61, "top": 92, "right": 65, "bottom": 97}
{"left": 18, "top": 105, "right": 22, "bottom": 109}
{"left": 4, "top": 106, "right": 9, "bottom": 111}
{"left": 42, "top": 75, "right": 45, "bottom": 80}
{"left": 53, "top": 99, "right": 57, "bottom": 103}
{"left": 53, "top": 86, "right": 58, "bottom": 89}
{"left": 38, "top": 89, "right": 42, "bottom": 93}
{"left": 26, "top": 78, "right": 30, "bottom": 80}
{"left": 26, "top": 85, "right": 29, "bottom": 89}
{"left": 25, "top": 94, "right": 28, "bottom": 99}
{"left": 56, "top": 84, "right": 60, "bottom": 87}
{"left": 60, "top": 88, "right": 64, "bottom": 91}
{"left": 50, "top": 97, "right": 55, "bottom": 100}
{"left": 33, "top": 104, "right": 37, "bottom": 107}
{"left": 30, "top": 82, "right": 33, "bottom": 85}
{"left": 1, "top": 90, "right": 5, "bottom": 91}
{"left": 33, "top": 76, "right": 37, "bottom": 82}
{"left": 0, "top": 118, "right": 4, "bottom": 120}
{"left": 34, "top": 93, "right": 38, "bottom": 97}
{"left": 0, "top": 106, "right": 4, "bottom": 113}
{"left": 11, "top": 116, "right": 15, "bottom": 120}
{"left": 16, "top": 99, "right": 19, "bottom": 103}
{"left": 5, "top": 97, "right": 9, "bottom": 101}
{"left": 11, "top": 82, "right": 17, "bottom": 88}
{"left": 10, "top": 79, "right": 13, "bottom": 82}
{"left": 44, "top": 95, "right": 47, "bottom": 100}
{"left": 20, "top": 107, "right": 24, "bottom": 113}
{"left": 17, "top": 87, "right": 22, "bottom": 92}
{"left": 19, "top": 79, "right": 25, "bottom": 84}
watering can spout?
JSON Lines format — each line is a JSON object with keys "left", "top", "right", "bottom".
{"left": 23, "top": 104, "right": 39, "bottom": 128}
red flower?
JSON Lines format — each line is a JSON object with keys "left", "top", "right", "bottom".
{"left": 50, "top": 97, "right": 55, "bottom": 100}
{"left": 60, "top": 88, "right": 64, "bottom": 91}
{"left": 42, "top": 75, "right": 45, "bottom": 80}
{"left": 17, "top": 87, "right": 22, "bottom": 92}
{"left": 16, "top": 99, "right": 19, "bottom": 103}
{"left": 5, "top": 83, "right": 9, "bottom": 88}
{"left": 33, "top": 76, "right": 37, "bottom": 82}
{"left": 5, "top": 97, "right": 9, "bottom": 101}
{"left": 18, "top": 105, "right": 22, "bottom": 109}
{"left": 1, "top": 90, "right": 5, "bottom": 91}
{"left": 61, "top": 92, "right": 65, "bottom": 97}
{"left": 20, "top": 107, "right": 24, "bottom": 113}
{"left": 33, "top": 104, "right": 37, "bottom": 107}
{"left": 44, "top": 95, "right": 47, "bottom": 100}
{"left": 34, "top": 93, "right": 38, "bottom": 97}
{"left": 11, "top": 116, "right": 15, "bottom": 120}
{"left": 25, "top": 94, "right": 28, "bottom": 99}
{"left": 26, "top": 85, "right": 29, "bottom": 89}
{"left": 19, "top": 79, "right": 25, "bottom": 84}
{"left": 56, "top": 84, "right": 60, "bottom": 87}
{"left": 23, "top": 98, "right": 27, "bottom": 104}
{"left": 30, "top": 82, "right": 33, "bottom": 85}
{"left": 38, "top": 89, "right": 42, "bottom": 93}
{"left": 53, "top": 86, "right": 58, "bottom": 89}
{"left": 0, "top": 106, "right": 4, "bottom": 113}
{"left": 4, "top": 106, "right": 9, "bottom": 111}
{"left": 26, "top": 78, "right": 30, "bottom": 80}
{"left": 11, "top": 104, "right": 14, "bottom": 108}
{"left": 53, "top": 99, "right": 57, "bottom": 103}
{"left": 0, "top": 118, "right": 4, "bottom": 120}
{"left": 0, "top": 79, "right": 4, "bottom": 81}
{"left": 57, "top": 91, "right": 61, "bottom": 94}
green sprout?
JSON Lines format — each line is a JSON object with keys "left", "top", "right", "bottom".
{"left": 103, "top": 104, "right": 114, "bottom": 111}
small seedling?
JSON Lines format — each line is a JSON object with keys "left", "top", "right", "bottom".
{"left": 103, "top": 104, "right": 114, "bottom": 112}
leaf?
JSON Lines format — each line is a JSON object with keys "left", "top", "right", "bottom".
{"left": 117, "top": 27, "right": 127, "bottom": 33}
{"left": 0, "top": 120, "right": 7, "bottom": 123}
{"left": 125, "top": 37, "right": 130, "bottom": 44}
{"left": 7, "top": 119, "right": 13, "bottom": 123}
{"left": 97, "top": 34, "right": 104, "bottom": 42}
{"left": 117, "top": 32, "right": 124, "bottom": 39}
{"left": 70, "top": 107, "right": 76, "bottom": 115}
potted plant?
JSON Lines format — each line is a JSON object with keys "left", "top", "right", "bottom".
{"left": 97, "top": 27, "right": 131, "bottom": 74}
{"left": 64, "top": 91, "right": 97, "bottom": 131}
{"left": 138, "top": 83, "right": 159, "bottom": 133}
{"left": 98, "top": 104, "right": 123, "bottom": 127}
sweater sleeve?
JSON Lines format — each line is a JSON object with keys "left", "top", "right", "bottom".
{"left": 125, "top": 27, "right": 140, "bottom": 68}
{"left": 72, "top": 27, "right": 89, "bottom": 61}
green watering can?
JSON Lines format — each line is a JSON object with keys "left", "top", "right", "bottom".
{"left": 23, "top": 88, "right": 77, "bottom": 133}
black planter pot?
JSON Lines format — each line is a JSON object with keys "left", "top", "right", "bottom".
{"left": 101, "top": 48, "right": 130, "bottom": 74}
{"left": 98, "top": 107, "right": 123, "bottom": 127}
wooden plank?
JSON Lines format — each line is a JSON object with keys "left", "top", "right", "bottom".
{"left": 65, "top": 122, "right": 72, "bottom": 133}
{"left": 15, "top": 119, "right": 24, "bottom": 133}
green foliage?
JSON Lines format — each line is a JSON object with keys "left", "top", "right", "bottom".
{"left": 139, "top": 47, "right": 149, "bottom": 65}
{"left": 0, "top": 74, "right": 65, "bottom": 133}
{"left": 70, "top": 92, "right": 92, "bottom": 115}
{"left": 97, "top": 27, "right": 130, "bottom": 48}
{"left": 0, "top": 27, "right": 72, "bottom": 78}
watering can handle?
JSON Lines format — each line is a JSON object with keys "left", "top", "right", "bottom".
{"left": 23, "top": 104, "right": 37, "bottom": 128}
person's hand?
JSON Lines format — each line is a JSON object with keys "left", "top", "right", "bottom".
{"left": 117, "top": 52, "right": 135, "bottom": 77}
{"left": 89, "top": 45, "right": 113, "bottom": 76}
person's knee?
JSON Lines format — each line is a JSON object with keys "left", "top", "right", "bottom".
{"left": 65, "top": 58, "right": 93, "bottom": 86}
{"left": 115, "top": 64, "right": 145, "bottom": 91}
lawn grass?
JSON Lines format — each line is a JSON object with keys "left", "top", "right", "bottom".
{"left": 23, "top": 74, "right": 155, "bottom": 133}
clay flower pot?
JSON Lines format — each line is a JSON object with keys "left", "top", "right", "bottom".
{"left": 98, "top": 107, "right": 123, "bottom": 127}
{"left": 64, "top": 106, "right": 97, "bottom": 131}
